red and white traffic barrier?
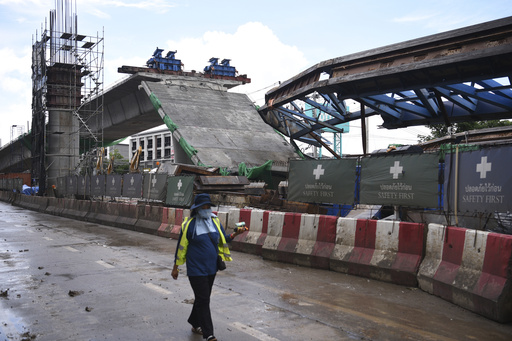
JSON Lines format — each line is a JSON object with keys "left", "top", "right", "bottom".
{"left": 262, "top": 212, "right": 302, "bottom": 264}
{"left": 169, "top": 208, "right": 189, "bottom": 239}
{"left": 418, "top": 224, "right": 512, "bottom": 323}
{"left": 227, "top": 208, "right": 269, "bottom": 255}
{"left": 330, "top": 218, "right": 425, "bottom": 286}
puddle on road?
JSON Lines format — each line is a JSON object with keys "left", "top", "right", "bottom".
{"left": 0, "top": 302, "right": 36, "bottom": 340}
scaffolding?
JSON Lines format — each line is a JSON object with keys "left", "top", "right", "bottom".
{"left": 31, "top": 0, "right": 104, "bottom": 194}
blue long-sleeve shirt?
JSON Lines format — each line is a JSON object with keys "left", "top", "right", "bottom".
{"left": 174, "top": 216, "right": 232, "bottom": 276}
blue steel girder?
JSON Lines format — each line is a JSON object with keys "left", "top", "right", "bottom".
{"left": 270, "top": 106, "right": 324, "bottom": 147}
{"left": 257, "top": 16, "right": 512, "bottom": 147}
{"left": 432, "top": 87, "right": 477, "bottom": 112}
{"left": 278, "top": 98, "right": 348, "bottom": 135}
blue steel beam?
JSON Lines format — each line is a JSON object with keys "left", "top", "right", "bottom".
{"left": 258, "top": 16, "right": 512, "bottom": 149}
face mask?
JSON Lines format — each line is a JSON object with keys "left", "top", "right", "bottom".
{"left": 197, "top": 208, "right": 212, "bottom": 219}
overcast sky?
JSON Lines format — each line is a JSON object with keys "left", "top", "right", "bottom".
{"left": 1, "top": 0, "right": 511, "bottom": 155}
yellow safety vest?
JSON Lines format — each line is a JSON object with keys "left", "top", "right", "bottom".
{"left": 176, "top": 216, "right": 232, "bottom": 265}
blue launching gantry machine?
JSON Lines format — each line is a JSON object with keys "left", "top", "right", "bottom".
{"left": 146, "top": 48, "right": 183, "bottom": 71}
{"left": 118, "top": 48, "right": 250, "bottom": 85}
{"left": 203, "top": 57, "right": 237, "bottom": 77}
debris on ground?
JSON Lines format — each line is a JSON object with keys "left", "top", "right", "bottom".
{"left": 68, "top": 290, "right": 83, "bottom": 297}
{"left": 20, "top": 331, "right": 37, "bottom": 340}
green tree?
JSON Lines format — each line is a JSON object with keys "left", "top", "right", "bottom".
{"left": 418, "top": 120, "right": 512, "bottom": 143}
{"left": 110, "top": 148, "right": 130, "bottom": 174}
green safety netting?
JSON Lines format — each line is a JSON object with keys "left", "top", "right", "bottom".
{"left": 239, "top": 160, "right": 273, "bottom": 185}
{"left": 150, "top": 92, "right": 179, "bottom": 132}
{"left": 149, "top": 92, "right": 162, "bottom": 111}
{"left": 163, "top": 115, "right": 178, "bottom": 132}
{"left": 179, "top": 137, "right": 198, "bottom": 158}
{"left": 104, "top": 137, "right": 128, "bottom": 147}
{"left": 439, "top": 143, "right": 480, "bottom": 160}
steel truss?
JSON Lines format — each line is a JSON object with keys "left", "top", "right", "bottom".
{"left": 258, "top": 17, "right": 512, "bottom": 152}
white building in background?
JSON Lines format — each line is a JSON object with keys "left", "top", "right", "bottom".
{"left": 129, "top": 128, "right": 174, "bottom": 169}
{"left": 106, "top": 144, "right": 129, "bottom": 160}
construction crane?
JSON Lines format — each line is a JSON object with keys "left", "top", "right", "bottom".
{"left": 95, "top": 147, "right": 104, "bottom": 174}
{"left": 129, "top": 146, "right": 142, "bottom": 173}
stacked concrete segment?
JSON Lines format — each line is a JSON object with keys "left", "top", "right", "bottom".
{"left": 418, "top": 224, "right": 512, "bottom": 322}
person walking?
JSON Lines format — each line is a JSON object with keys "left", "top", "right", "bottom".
{"left": 172, "top": 193, "right": 246, "bottom": 341}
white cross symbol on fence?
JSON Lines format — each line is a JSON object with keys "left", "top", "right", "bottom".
{"left": 476, "top": 156, "right": 492, "bottom": 179}
{"left": 177, "top": 179, "right": 182, "bottom": 190}
{"left": 313, "top": 165, "right": 325, "bottom": 180}
{"left": 96, "top": 178, "right": 100, "bottom": 185}
{"left": 152, "top": 177, "right": 157, "bottom": 188}
{"left": 130, "top": 177, "right": 134, "bottom": 186}
{"left": 390, "top": 161, "right": 403, "bottom": 179}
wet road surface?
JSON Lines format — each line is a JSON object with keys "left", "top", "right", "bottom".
{"left": 1, "top": 201, "right": 511, "bottom": 340}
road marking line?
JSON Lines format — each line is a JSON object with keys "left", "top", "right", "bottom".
{"left": 96, "top": 260, "right": 115, "bottom": 269}
{"left": 144, "top": 283, "right": 172, "bottom": 295}
{"left": 63, "top": 246, "right": 79, "bottom": 252}
{"left": 231, "top": 321, "right": 280, "bottom": 341}
{"left": 43, "top": 237, "right": 53, "bottom": 241}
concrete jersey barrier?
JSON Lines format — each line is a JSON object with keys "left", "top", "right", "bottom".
{"left": 4, "top": 194, "right": 512, "bottom": 323}
{"left": 417, "top": 224, "right": 512, "bottom": 323}
{"left": 330, "top": 218, "right": 425, "bottom": 286}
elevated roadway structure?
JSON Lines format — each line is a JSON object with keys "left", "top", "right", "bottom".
{"left": 258, "top": 16, "right": 512, "bottom": 155}
{"left": 0, "top": 68, "right": 297, "bottom": 178}
{"left": 3, "top": 17, "right": 512, "bottom": 179}
{"left": 82, "top": 69, "right": 296, "bottom": 173}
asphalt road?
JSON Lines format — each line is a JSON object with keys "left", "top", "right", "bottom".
{"left": 1, "top": 201, "right": 511, "bottom": 341}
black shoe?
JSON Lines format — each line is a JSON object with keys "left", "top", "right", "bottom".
{"left": 191, "top": 326, "right": 203, "bottom": 335}
{"left": 206, "top": 336, "right": 217, "bottom": 341}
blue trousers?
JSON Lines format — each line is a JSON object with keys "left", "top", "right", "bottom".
{"left": 188, "top": 274, "right": 216, "bottom": 338}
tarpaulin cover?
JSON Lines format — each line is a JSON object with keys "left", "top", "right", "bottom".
{"left": 77, "top": 176, "right": 90, "bottom": 196}
{"left": 360, "top": 153, "right": 439, "bottom": 207}
{"left": 105, "top": 174, "right": 122, "bottom": 197}
{"left": 91, "top": 175, "right": 106, "bottom": 196}
{"left": 288, "top": 159, "right": 357, "bottom": 204}
{"left": 57, "top": 177, "right": 67, "bottom": 195}
{"left": 143, "top": 173, "right": 168, "bottom": 201}
{"left": 66, "top": 176, "right": 78, "bottom": 196}
{"left": 122, "top": 174, "right": 143, "bottom": 198}
{"left": 444, "top": 146, "right": 512, "bottom": 212}
{"left": 239, "top": 160, "right": 273, "bottom": 186}
{"left": 22, "top": 185, "right": 38, "bottom": 195}
{"left": 166, "top": 176, "right": 194, "bottom": 207}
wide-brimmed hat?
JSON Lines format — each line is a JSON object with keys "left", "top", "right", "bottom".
{"left": 190, "top": 193, "right": 213, "bottom": 210}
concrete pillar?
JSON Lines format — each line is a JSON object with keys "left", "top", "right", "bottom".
{"left": 46, "top": 66, "right": 81, "bottom": 191}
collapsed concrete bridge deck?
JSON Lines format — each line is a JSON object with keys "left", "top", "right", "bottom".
{"left": 84, "top": 71, "right": 298, "bottom": 173}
